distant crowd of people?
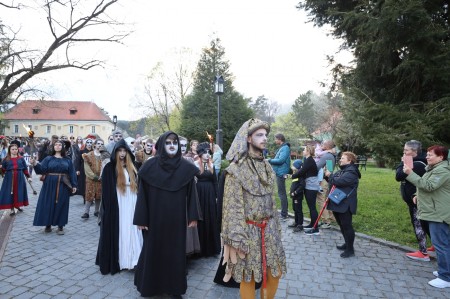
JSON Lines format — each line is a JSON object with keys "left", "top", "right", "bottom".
{"left": 0, "top": 124, "right": 449, "bottom": 296}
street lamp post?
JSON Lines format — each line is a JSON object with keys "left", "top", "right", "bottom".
{"left": 214, "top": 75, "right": 224, "bottom": 149}
{"left": 112, "top": 115, "right": 117, "bottom": 131}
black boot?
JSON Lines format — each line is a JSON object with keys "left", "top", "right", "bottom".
{"left": 336, "top": 244, "right": 347, "bottom": 250}
{"left": 340, "top": 249, "right": 355, "bottom": 258}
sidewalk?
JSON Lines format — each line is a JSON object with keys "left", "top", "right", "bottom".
{"left": 0, "top": 176, "right": 449, "bottom": 298}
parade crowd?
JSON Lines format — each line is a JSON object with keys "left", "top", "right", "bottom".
{"left": 0, "top": 119, "right": 449, "bottom": 298}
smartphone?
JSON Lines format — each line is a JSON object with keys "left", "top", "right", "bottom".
{"left": 403, "top": 155, "right": 413, "bottom": 169}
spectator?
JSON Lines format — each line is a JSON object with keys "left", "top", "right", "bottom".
{"left": 212, "top": 143, "right": 223, "bottom": 179}
{"left": 268, "top": 133, "right": 291, "bottom": 221}
{"left": 221, "top": 118, "right": 286, "bottom": 299}
{"left": 315, "top": 140, "right": 337, "bottom": 228}
{"left": 395, "top": 140, "right": 431, "bottom": 261}
{"left": 288, "top": 159, "right": 306, "bottom": 232}
{"left": 31, "top": 140, "right": 77, "bottom": 235}
{"left": 324, "top": 151, "right": 361, "bottom": 258}
{"left": 292, "top": 145, "right": 320, "bottom": 235}
{"left": 96, "top": 139, "right": 142, "bottom": 275}
{"left": 133, "top": 131, "right": 201, "bottom": 297}
{"left": 404, "top": 145, "right": 450, "bottom": 288}
{"left": 0, "top": 142, "right": 32, "bottom": 216}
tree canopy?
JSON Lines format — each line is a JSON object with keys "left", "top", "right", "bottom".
{"left": 179, "top": 38, "right": 253, "bottom": 152}
{"left": 298, "top": 0, "right": 450, "bottom": 164}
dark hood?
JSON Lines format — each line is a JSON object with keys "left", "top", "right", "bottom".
{"left": 138, "top": 131, "right": 198, "bottom": 191}
{"left": 110, "top": 139, "right": 135, "bottom": 164}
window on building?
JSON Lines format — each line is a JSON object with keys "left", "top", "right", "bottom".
{"left": 91, "top": 126, "right": 96, "bottom": 133}
{"left": 69, "top": 126, "right": 74, "bottom": 134}
{"left": 14, "top": 124, "right": 19, "bottom": 133}
{"left": 46, "top": 126, "right": 51, "bottom": 134}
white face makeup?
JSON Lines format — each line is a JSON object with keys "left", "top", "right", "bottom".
{"left": 180, "top": 141, "right": 188, "bottom": 154}
{"left": 165, "top": 139, "right": 179, "bottom": 156}
{"left": 95, "top": 141, "right": 104, "bottom": 150}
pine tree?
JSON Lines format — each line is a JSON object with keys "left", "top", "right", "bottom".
{"left": 179, "top": 38, "right": 253, "bottom": 152}
{"left": 299, "top": 0, "right": 450, "bottom": 163}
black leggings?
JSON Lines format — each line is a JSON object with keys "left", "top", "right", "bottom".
{"left": 304, "top": 189, "right": 318, "bottom": 227}
{"left": 333, "top": 210, "right": 355, "bottom": 251}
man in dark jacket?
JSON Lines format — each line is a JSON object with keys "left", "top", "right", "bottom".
{"left": 395, "top": 140, "right": 430, "bottom": 261}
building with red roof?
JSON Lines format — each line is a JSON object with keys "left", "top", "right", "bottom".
{"left": 2, "top": 100, "right": 116, "bottom": 141}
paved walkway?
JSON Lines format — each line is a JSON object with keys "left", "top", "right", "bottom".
{"left": 0, "top": 176, "right": 449, "bottom": 298}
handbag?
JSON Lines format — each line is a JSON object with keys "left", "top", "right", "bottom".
{"left": 328, "top": 185, "right": 356, "bottom": 205}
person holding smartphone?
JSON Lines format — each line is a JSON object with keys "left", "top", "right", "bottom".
{"left": 395, "top": 140, "right": 431, "bottom": 261}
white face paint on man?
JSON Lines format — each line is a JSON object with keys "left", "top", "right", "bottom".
{"left": 180, "top": 141, "right": 188, "bottom": 154}
{"left": 165, "top": 138, "right": 179, "bottom": 157}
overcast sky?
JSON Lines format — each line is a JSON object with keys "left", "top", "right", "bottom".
{"left": 3, "top": 0, "right": 352, "bottom": 121}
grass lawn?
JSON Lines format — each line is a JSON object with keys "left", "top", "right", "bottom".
{"left": 276, "top": 163, "right": 428, "bottom": 249}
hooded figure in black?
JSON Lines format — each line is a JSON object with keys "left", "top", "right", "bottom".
{"left": 133, "top": 131, "right": 201, "bottom": 298}
{"left": 95, "top": 139, "right": 140, "bottom": 275}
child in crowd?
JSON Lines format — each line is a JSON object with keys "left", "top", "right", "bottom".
{"left": 287, "top": 159, "right": 306, "bottom": 232}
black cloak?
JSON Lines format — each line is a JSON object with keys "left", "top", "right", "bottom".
{"left": 95, "top": 139, "right": 135, "bottom": 275}
{"left": 133, "top": 131, "right": 201, "bottom": 297}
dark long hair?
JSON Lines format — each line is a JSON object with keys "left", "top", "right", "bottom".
{"left": 4, "top": 144, "right": 19, "bottom": 162}
{"left": 49, "top": 140, "right": 67, "bottom": 157}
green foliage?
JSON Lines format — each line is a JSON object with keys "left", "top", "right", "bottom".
{"left": 248, "top": 95, "right": 279, "bottom": 124}
{"left": 269, "top": 112, "right": 308, "bottom": 153}
{"left": 179, "top": 38, "right": 253, "bottom": 151}
{"left": 298, "top": 0, "right": 450, "bottom": 162}
{"left": 292, "top": 91, "right": 316, "bottom": 138}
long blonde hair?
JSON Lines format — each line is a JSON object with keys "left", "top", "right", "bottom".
{"left": 115, "top": 150, "right": 138, "bottom": 195}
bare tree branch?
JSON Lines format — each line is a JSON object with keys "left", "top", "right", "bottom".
{"left": 0, "top": 0, "right": 128, "bottom": 103}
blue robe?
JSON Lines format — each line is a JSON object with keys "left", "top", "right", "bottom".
{"left": 33, "top": 156, "right": 77, "bottom": 227}
{"left": 0, "top": 157, "right": 30, "bottom": 209}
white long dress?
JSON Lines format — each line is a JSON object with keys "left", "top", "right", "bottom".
{"left": 117, "top": 170, "right": 143, "bottom": 270}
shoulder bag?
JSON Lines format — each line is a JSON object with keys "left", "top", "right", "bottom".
{"left": 328, "top": 185, "right": 356, "bottom": 205}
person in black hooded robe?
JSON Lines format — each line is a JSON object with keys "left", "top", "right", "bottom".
{"left": 133, "top": 131, "right": 201, "bottom": 298}
{"left": 95, "top": 139, "right": 142, "bottom": 275}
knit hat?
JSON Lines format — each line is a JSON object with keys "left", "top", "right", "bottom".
{"left": 292, "top": 159, "right": 303, "bottom": 170}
